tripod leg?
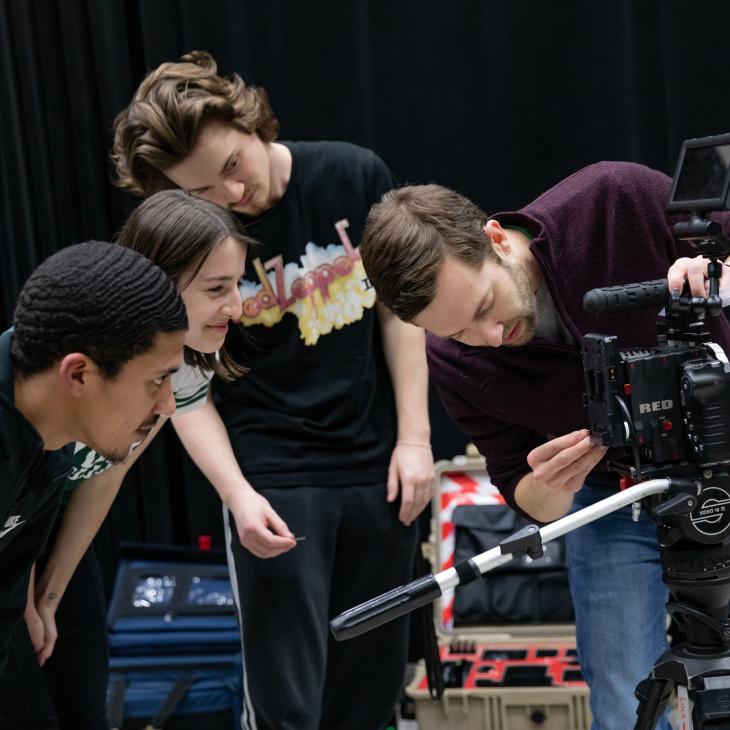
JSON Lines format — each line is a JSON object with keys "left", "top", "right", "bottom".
{"left": 634, "top": 676, "right": 673, "bottom": 730}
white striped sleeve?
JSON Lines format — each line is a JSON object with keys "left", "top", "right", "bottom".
{"left": 172, "top": 362, "right": 214, "bottom": 416}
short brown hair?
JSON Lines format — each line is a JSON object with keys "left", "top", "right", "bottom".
{"left": 360, "top": 184, "right": 496, "bottom": 321}
{"left": 112, "top": 50, "right": 280, "bottom": 196}
{"left": 117, "top": 190, "right": 256, "bottom": 381}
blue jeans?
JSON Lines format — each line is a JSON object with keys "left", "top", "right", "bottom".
{"left": 566, "top": 483, "right": 672, "bottom": 730}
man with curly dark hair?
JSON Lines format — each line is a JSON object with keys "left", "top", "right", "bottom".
{"left": 0, "top": 241, "right": 186, "bottom": 677}
{"left": 112, "top": 51, "right": 435, "bottom": 730}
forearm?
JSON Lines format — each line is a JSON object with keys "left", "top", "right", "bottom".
{"left": 376, "top": 303, "right": 431, "bottom": 442}
{"left": 514, "top": 472, "right": 576, "bottom": 523}
{"left": 172, "top": 398, "right": 254, "bottom": 506}
{"left": 174, "top": 399, "right": 298, "bottom": 555}
{"left": 35, "top": 468, "right": 125, "bottom": 604}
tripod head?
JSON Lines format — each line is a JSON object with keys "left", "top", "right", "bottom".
{"left": 641, "top": 473, "right": 730, "bottom": 651}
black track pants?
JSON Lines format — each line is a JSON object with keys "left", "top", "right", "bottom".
{"left": 224, "top": 483, "right": 417, "bottom": 730}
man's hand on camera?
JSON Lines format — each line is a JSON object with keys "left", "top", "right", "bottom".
{"left": 667, "top": 254, "right": 730, "bottom": 298}
{"left": 528, "top": 429, "right": 606, "bottom": 494}
{"left": 515, "top": 430, "right": 608, "bottom": 523}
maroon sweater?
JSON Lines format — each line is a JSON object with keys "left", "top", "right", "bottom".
{"left": 427, "top": 161, "right": 730, "bottom": 517}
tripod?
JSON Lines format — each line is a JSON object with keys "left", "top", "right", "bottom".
{"left": 330, "top": 476, "right": 730, "bottom": 729}
{"left": 633, "top": 496, "right": 730, "bottom": 729}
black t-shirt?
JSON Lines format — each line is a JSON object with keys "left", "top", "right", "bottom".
{"left": 214, "top": 141, "right": 398, "bottom": 488}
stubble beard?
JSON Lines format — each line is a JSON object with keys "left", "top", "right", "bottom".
{"left": 500, "top": 258, "right": 538, "bottom": 346}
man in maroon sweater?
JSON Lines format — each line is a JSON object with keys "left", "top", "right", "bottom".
{"left": 360, "top": 161, "right": 730, "bottom": 730}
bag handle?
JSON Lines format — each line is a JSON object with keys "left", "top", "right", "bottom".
{"left": 144, "top": 674, "right": 196, "bottom": 729}
{"left": 107, "top": 678, "right": 126, "bottom": 730}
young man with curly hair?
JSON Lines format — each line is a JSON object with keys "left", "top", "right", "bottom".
{"left": 0, "top": 241, "right": 186, "bottom": 683}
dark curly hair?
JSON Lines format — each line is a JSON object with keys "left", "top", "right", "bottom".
{"left": 11, "top": 241, "right": 188, "bottom": 378}
{"left": 111, "top": 50, "right": 280, "bottom": 196}
{"left": 117, "top": 190, "right": 255, "bottom": 381}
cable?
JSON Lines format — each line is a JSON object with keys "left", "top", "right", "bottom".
{"left": 613, "top": 394, "right": 642, "bottom": 481}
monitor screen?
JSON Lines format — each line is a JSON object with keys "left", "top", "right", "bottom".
{"left": 668, "top": 135, "right": 730, "bottom": 211}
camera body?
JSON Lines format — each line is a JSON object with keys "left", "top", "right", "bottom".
{"left": 583, "top": 334, "right": 730, "bottom": 469}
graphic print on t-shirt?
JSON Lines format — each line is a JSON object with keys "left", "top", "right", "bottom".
{"left": 239, "top": 219, "right": 375, "bottom": 345}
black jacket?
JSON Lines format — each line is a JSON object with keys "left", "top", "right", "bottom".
{"left": 0, "top": 329, "right": 71, "bottom": 669}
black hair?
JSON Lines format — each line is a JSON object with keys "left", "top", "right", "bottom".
{"left": 11, "top": 241, "right": 188, "bottom": 378}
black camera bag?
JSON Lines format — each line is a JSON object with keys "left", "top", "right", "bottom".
{"left": 452, "top": 504, "right": 575, "bottom": 625}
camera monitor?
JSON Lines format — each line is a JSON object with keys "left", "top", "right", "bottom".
{"left": 667, "top": 132, "right": 730, "bottom": 212}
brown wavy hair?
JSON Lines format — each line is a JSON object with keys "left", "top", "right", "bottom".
{"left": 112, "top": 50, "right": 280, "bottom": 196}
{"left": 360, "top": 184, "right": 495, "bottom": 322}
{"left": 116, "top": 190, "right": 257, "bottom": 381}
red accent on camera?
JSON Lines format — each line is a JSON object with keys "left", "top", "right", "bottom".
{"left": 619, "top": 477, "right": 636, "bottom": 491}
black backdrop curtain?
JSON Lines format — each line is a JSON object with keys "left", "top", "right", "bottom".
{"left": 3, "top": 0, "right": 730, "bottom": 591}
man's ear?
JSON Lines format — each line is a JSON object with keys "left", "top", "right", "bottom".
{"left": 483, "top": 219, "right": 510, "bottom": 258}
{"left": 58, "top": 353, "right": 97, "bottom": 397}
